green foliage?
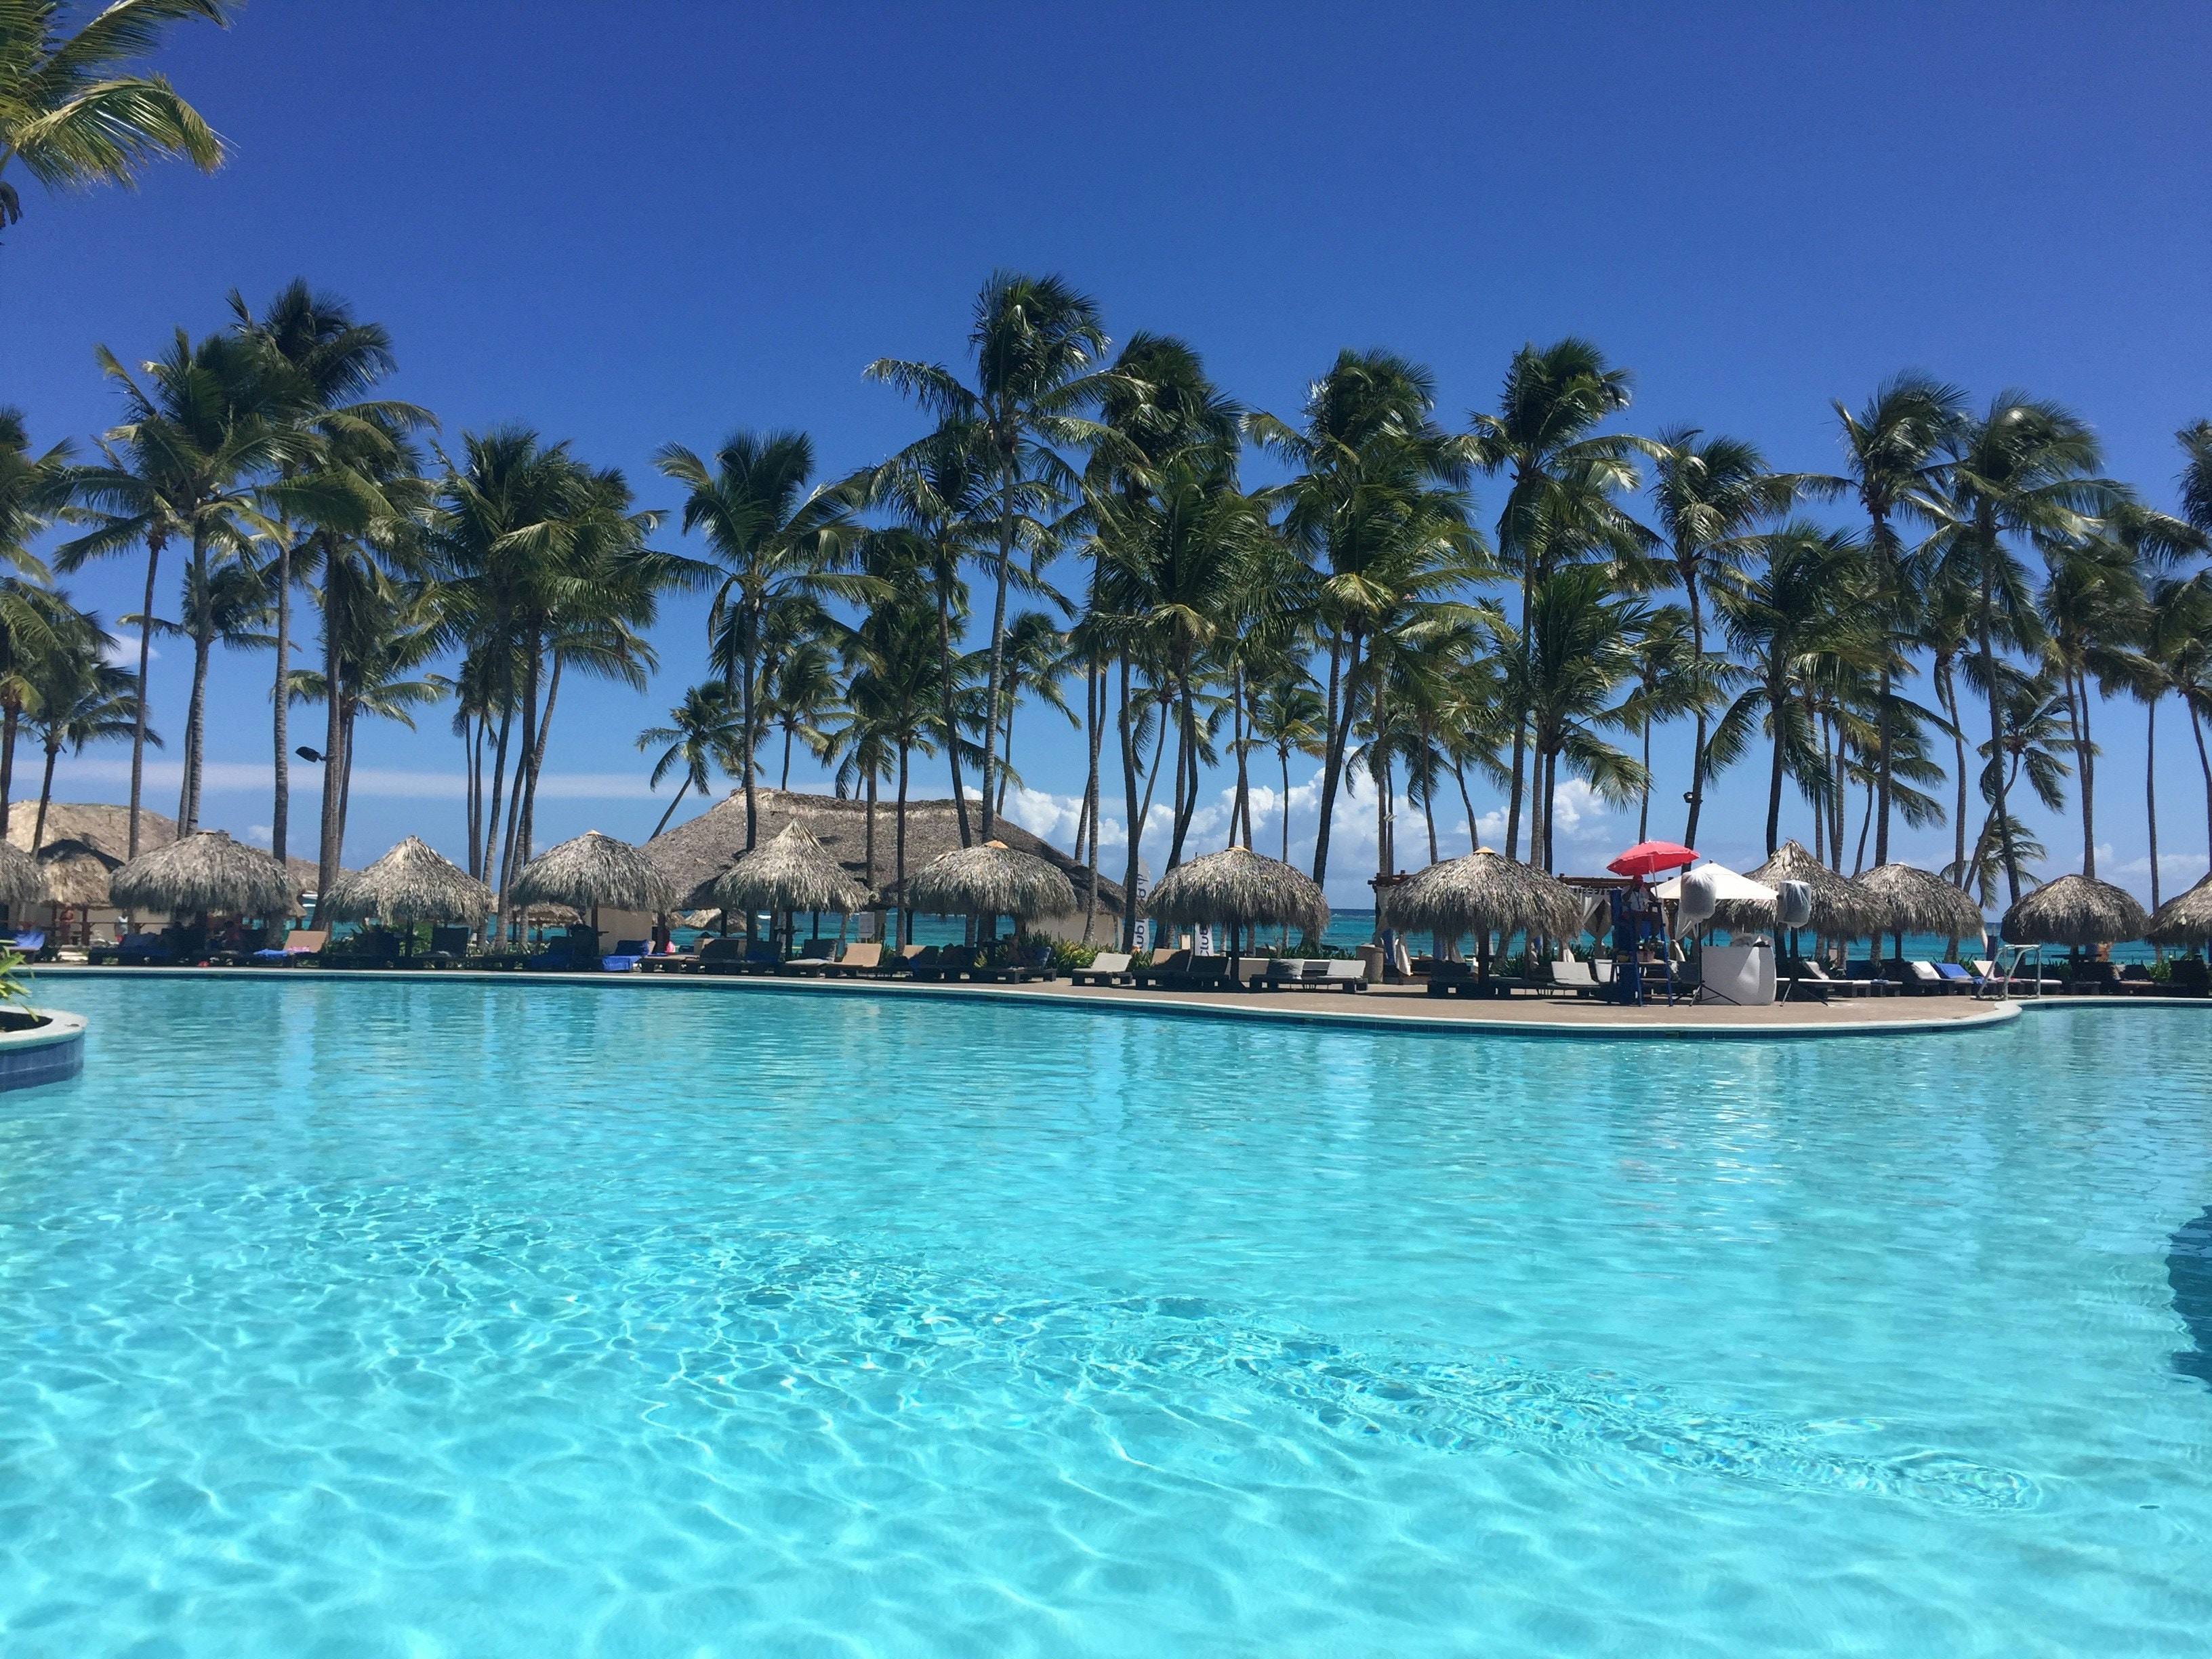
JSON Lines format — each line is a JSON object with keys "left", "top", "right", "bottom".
{"left": 0, "top": 944, "right": 29, "bottom": 1006}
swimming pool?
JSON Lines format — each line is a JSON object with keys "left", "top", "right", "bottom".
{"left": 3, "top": 978, "right": 2207, "bottom": 1656}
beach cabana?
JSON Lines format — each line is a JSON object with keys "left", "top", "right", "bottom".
{"left": 0, "top": 840, "right": 50, "bottom": 913}
{"left": 2001, "top": 874, "right": 2148, "bottom": 964}
{"left": 1851, "top": 862, "right": 1986, "bottom": 961}
{"left": 509, "top": 830, "right": 678, "bottom": 945}
{"left": 1145, "top": 844, "right": 1329, "bottom": 964}
{"left": 1717, "top": 840, "right": 1882, "bottom": 941}
{"left": 708, "top": 823, "right": 872, "bottom": 949}
{"left": 2147, "top": 872, "right": 2212, "bottom": 949}
{"left": 905, "top": 842, "right": 1076, "bottom": 941}
{"left": 109, "top": 831, "right": 298, "bottom": 932}
{"left": 322, "top": 836, "right": 494, "bottom": 928}
{"left": 1380, "top": 848, "right": 1582, "bottom": 979}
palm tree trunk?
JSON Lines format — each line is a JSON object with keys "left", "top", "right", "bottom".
{"left": 2190, "top": 702, "right": 2212, "bottom": 880}
{"left": 2078, "top": 669, "right": 2097, "bottom": 879}
{"left": 980, "top": 439, "right": 1017, "bottom": 844}
{"left": 1870, "top": 501, "right": 1895, "bottom": 867}
{"left": 2146, "top": 695, "right": 2160, "bottom": 911}
{"left": 182, "top": 625, "right": 211, "bottom": 835}
{"left": 516, "top": 653, "right": 564, "bottom": 871}
{"left": 1166, "top": 667, "right": 1199, "bottom": 869}
{"left": 1422, "top": 777, "right": 1439, "bottom": 865}
{"left": 1232, "top": 665, "right": 1252, "bottom": 850}
{"left": 935, "top": 582, "right": 970, "bottom": 848}
{"left": 1282, "top": 748, "right": 1295, "bottom": 865}
{"left": 1119, "top": 652, "right": 1141, "bottom": 947}
{"left": 1639, "top": 713, "right": 1652, "bottom": 842}
{"left": 0, "top": 703, "right": 16, "bottom": 841}
{"left": 337, "top": 701, "right": 357, "bottom": 855}
{"left": 1854, "top": 774, "right": 1875, "bottom": 874}
{"left": 34, "top": 737, "right": 59, "bottom": 853}
{"left": 1683, "top": 577, "right": 1707, "bottom": 848}
{"left": 1312, "top": 630, "right": 1347, "bottom": 884}
{"left": 1766, "top": 680, "right": 1788, "bottom": 857}
{"left": 650, "top": 777, "right": 691, "bottom": 840}
{"left": 780, "top": 722, "right": 794, "bottom": 791}
{"left": 1978, "top": 551, "right": 2022, "bottom": 906}
{"left": 482, "top": 704, "right": 513, "bottom": 904}
{"left": 127, "top": 535, "right": 162, "bottom": 861}
{"left": 739, "top": 608, "right": 759, "bottom": 851}
{"left": 864, "top": 764, "right": 878, "bottom": 894}
{"left": 272, "top": 538, "right": 291, "bottom": 867}
{"left": 1941, "top": 667, "right": 1969, "bottom": 885}
{"left": 314, "top": 558, "right": 346, "bottom": 923}
{"left": 1454, "top": 759, "right": 1478, "bottom": 855}
{"left": 895, "top": 739, "right": 910, "bottom": 948}
{"left": 1082, "top": 653, "right": 1101, "bottom": 940}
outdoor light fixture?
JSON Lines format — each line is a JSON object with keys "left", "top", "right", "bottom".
{"left": 295, "top": 746, "right": 324, "bottom": 764}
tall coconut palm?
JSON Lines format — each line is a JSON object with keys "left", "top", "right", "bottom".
{"left": 26, "top": 621, "right": 144, "bottom": 851}
{"left": 1619, "top": 603, "right": 1715, "bottom": 843}
{"left": 653, "top": 428, "right": 866, "bottom": 850}
{"left": 867, "top": 271, "right": 1117, "bottom": 843}
{"left": 0, "top": 0, "right": 232, "bottom": 239}
{"left": 0, "top": 577, "right": 79, "bottom": 834}
{"left": 994, "top": 608, "right": 1076, "bottom": 820}
{"left": 1645, "top": 427, "right": 1797, "bottom": 846}
{"left": 122, "top": 544, "right": 266, "bottom": 832}
{"left": 1927, "top": 392, "right": 2120, "bottom": 906}
{"left": 1, "top": 405, "right": 70, "bottom": 567}
{"left": 2118, "top": 575, "right": 2212, "bottom": 909}
{"left": 1469, "top": 338, "right": 1646, "bottom": 860}
{"left": 765, "top": 631, "right": 842, "bottom": 791}
{"left": 1249, "top": 677, "right": 1326, "bottom": 866}
{"left": 636, "top": 680, "right": 739, "bottom": 839}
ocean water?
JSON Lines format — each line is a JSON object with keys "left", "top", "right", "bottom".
{"left": 1, "top": 977, "right": 2207, "bottom": 1656}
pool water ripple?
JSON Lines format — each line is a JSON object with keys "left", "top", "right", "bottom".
{"left": 0, "top": 977, "right": 2207, "bottom": 1656}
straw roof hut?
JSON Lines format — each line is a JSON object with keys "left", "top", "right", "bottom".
{"left": 321, "top": 836, "right": 494, "bottom": 924}
{"left": 510, "top": 830, "right": 678, "bottom": 915}
{"left": 1380, "top": 848, "right": 1584, "bottom": 941}
{"left": 2146, "top": 872, "right": 2212, "bottom": 947}
{"left": 8, "top": 801, "right": 325, "bottom": 891}
{"left": 1147, "top": 845, "right": 1329, "bottom": 936}
{"left": 1715, "top": 840, "right": 1882, "bottom": 937}
{"left": 1850, "top": 861, "right": 1986, "bottom": 945}
{"left": 2001, "top": 873, "right": 2149, "bottom": 948}
{"left": 644, "top": 786, "right": 1120, "bottom": 914}
{"left": 906, "top": 842, "right": 1077, "bottom": 922}
{"left": 110, "top": 830, "right": 298, "bottom": 918}
{"left": 708, "top": 822, "right": 872, "bottom": 915}
{"left": 0, "top": 840, "right": 49, "bottom": 907}
{"left": 30, "top": 838, "right": 118, "bottom": 908}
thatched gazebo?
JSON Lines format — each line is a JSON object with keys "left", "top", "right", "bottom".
{"left": 1850, "top": 861, "right": 1987, "bottom": 959}
{"left": 33, "top": 838, "right": 116, "bottom": 908}
{"left": 1380, "top": 848, "right": 1583, "bottom": 975}
{"left": 0, "top": 840, "right": 49, "bottom": 910}
{"left": 906, "top": 842, "right": 1077, "bottom": 939}
{"left": 708, "top": 823, "right": 872, "bottom": 937}
{"left": 2001, "top": 874, "right": 2148, "bottom": 954}
{"left": 1716, "top": 840, "right": 1882, "bottom": 939}
{"left": 2147, "top": 872, "right": 2212, "bottom": 949}
{"left": 110, "top": 831, "right": 297, "bottom": 920}
{"left": 509, "top": 831, "right": 678, "bottom": 939}
{"left": 322, "top": 836, "right": 494, "bottom": 926}
{"left": 1147, "top": 845, "right": 1329, "bottom": 960}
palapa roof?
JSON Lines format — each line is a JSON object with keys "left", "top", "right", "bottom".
{"left": 1716, "top": 840, "right": 1883, "bottom": 937}
{"left": 1380, "top": 848, "right": 1584, "bottom": 939}
{"left": 2001, "top": 872, "right": 2149, "bottom": 947}
{"left": 321, "top": 836, "right": 494, "bottom": 924}
{"left": 644, "top": 787, "right": 1122, "bottom": 912}
{"left": 0, "top": 840, "right": 49, "bottom": 906}
{"left": 906, "top": 842, "right": 1078, "bottom": 920}
{"left": 30, "top": 838, "right": 119, "bottom": 908}
{"left": 510, "top": 830, "right": 679, "bottom": 914}
{"left": 1851, "top": 861, "right": 1986, "bottom": 941}
{"left": 1147, "top": 844, "right": 1329, "bottom": 934}
{"left": 2146, "top": 872, "right": 2212, "bottom": 945}
{"left": 109, "top": 830, "right": 299, "bottom": 918}
{"left": 9, "top": 801, "right": 324, "bottom": 892}
{"left": 709, "top": 822, "right": 872, "bottom": 914}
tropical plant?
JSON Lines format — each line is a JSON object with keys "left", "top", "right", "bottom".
{"left": 26, "top": 614, "right": 146, "bottom": 851}
{"left": 636, "top": 680, "right": 739, "bottom": 838}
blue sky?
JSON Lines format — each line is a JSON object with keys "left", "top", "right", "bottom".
{"left": 11, "top": 1, "right": 2212, "bottom": 902}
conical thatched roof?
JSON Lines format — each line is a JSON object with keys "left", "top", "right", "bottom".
{"left": 9, "top": 800, "right": 325, "bottom": 890}
{"left": 1850, "top": 861, "right": 1986, "bottom": 941}
{"left": 708, "top": 822, "right": 872, "bottom": 915}
{"left": 1146, "top": 845, "right": 1330, "bottom": 935}
{"left": 510, "top": 830, "right": 678, "bottom": 914}
{"left": 30, "top": 838, "right": 118, "bottom": 908}
{"left": 1380, "top": 848, "right": 1584, "bottom": 940}
{"left": 2147, "top": 873, "right": 2212, "bottom": 945}
{"left": 110, "top": 830, "right": 298, "bottom": 918}
{"left": 906, "top": 842, "right": 1078, "bottom": 920}
{"left": 321, "top": 836, "right": 494, "bottom": 924}
{"left": 1715, "top": 840, "right": 1883, "bottom": 936}
{"left": 0, "top": 839, "right": 49, "bottom": 907}
{"left": 644, "top": 787, "right": 1122, "bottom": 912}
{"left": 2002, "top": 872, "right": 2149, "bottom": 947}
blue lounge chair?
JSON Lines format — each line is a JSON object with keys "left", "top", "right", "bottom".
{"left": 600, "top": 939, "right": 649, "bottom": 972}
{"left": 7, "top": 929, "right": 45, "bottom": 956}
{"left": 117, "top": 932, "right": 176, "bottom": 966}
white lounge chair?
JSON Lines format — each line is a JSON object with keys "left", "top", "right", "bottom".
{"left": 1069, "top": 951, "right": 1133, "bottom": 987}
{"left": 1547, "top": 956, "right": 1603, "bottom": 997}
{"left": 1321, "top": 959, "right": 1368, "bottom": 992}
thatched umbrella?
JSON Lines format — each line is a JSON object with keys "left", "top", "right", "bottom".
{"left": 2001, "top": 873, "right": 2148, "bottom": 953}
{"left": 1380, "top": 849, "right": 1583, "bottom": 975}
{"left": 709, "top": 823, "right": 871, "bottom": 944}
{"left": 1147, "top": 844, "right": 1328, "bottom": 962}
{"left": 1715, "top": 840, "right": 1882, "bottom": 939}
{"left": 0, "top": 840, "right": 50, "bottom": 909}
{"left": 509, "top": 830, "right": 678, "bottom": 940}
{"left": 2146, "top": 872, "right": 2212, "bottom": 948}
{"left": 1851, "top": 861, "right": 1986, "bottom": 960}
{"left": 33, "top": 838, "right": 117, "bottom": 909}
{"left": 906, "top": 842, "right": 1076, "bottom": 938}
{"left": 321, "top": 836, "right": 494, "bottom": 925}
{"left": 110, "top": 830, "right": 297, "bottom": 920}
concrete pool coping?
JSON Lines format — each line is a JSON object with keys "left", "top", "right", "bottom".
{"left": 0, "top": 1008, "right": 88, "bottom": 1090}
{"left": 27, "top": 962, "right": 2083, "bottom": 1041}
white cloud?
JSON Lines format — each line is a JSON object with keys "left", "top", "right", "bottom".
{"left": 51, "top": 758, "right": 658, "bottom": 801}
{"left": 100, "top": 638, "right": 155, "bottom": 667}
{"left": 245, "top": 823, "right": 272, "bottom": 844}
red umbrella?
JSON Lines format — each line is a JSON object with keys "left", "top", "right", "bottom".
{"left": 1606, "top": 840, "right": 1698, "bottom": 878}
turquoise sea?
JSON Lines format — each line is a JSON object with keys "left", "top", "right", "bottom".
{"left": 1, "top": 977, "right": 2207, "bottom": 1655}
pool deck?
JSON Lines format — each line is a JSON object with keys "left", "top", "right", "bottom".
{"left": 28, "top": 961, "right": 2083, "bottom": 1040}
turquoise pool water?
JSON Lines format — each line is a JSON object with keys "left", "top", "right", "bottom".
{"left": 2, "top": 979, "right": 2208, "bottom": 1656}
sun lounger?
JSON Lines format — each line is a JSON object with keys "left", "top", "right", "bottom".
{"left": 600, "top": 939, "right": 650, "bottom": 972}
{"left": 251, "top": 927, "right": 327, "bottom": 964}
{"left": 696, "top": 937, "right": 751, "bottom": 975}
{"left": 1168, "top": 954, "right": 1237, "bottom": 990}
{"left": 1250, "top": 956, "right": 1308, "bottom": 990}
{"left": 6, "top": 929, "right": 47, "bottom": 961}
{"left": 115, "top": 932, "right": 177, "bottom": 967}
{"left": 910, "top": 945, "right": 978, "bottom": 982}
{"left": 1319, "top": 959, "right": 1368, "bottom": 992}
{"left": 1545, "top": 956, "right": 1605, "bottom": 998}
{"left": 1424, "top": 960, "right": 1480, "bottom": 998}
{"left": 1070, "top": 951, "right": 1134, "bottom": 987}
{"left": 636, "top": 943, "right": 695, "bottom": 972}
{"left": 1129, "top": 949, "right": 1191, "bottom": 988}
{"left": 1780, "top": 960, "right": 1837, "bottom": 1003}
{"left": 825, "top": 941, "right": 884, "bottom": 977}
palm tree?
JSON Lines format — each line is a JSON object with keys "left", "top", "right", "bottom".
{"left": 840, "top": 562, "right": 954, "bottom": 947}
{"left": 1957, "top": 665, "right": 2074, "bottom": 901}
{"left": 1619, "top": 603, "right": 1713, "bottom": 842}
{"left": 1469, "top": 338, "right": 1647, "bottom": 860}
{"left": 26, "top": 617, "right": 146, "bottom": 852}
{"left": 994, "top": 608, "right": 1076, "bottom": 820}
{"left": 1826, "top": 373, "right": 1964, "bottom": 866}
{"left": 0, "top": 0, "right": 232, "bottom": 239}
{"left": 766, "top": 630, "right": 841, "bottom": 790}
{"left": 1502, "top": 566, "right": 1647, "bottom": 871}
{"left": 636, "top": 681, "right": 739, "bottom": 838}
{"left": 1, "top": 405, "right": 71, "bottom": 565}
{"left": 867, "top": 270, "right": 1116, "bottom": 842}
{"left": 1928, "top": 392, "right": 2120, "bottom": 906}
{"left": 1645, "top": 428, "right": 1796, "bottom": 847}
{"left": 653, "top": 429, "right": 865, "bottom": 850}
{"left": 2118, "top": 575, "right": 2212, "bottom": 911}
{"left": 2037, "top": 537, "right": 2143, "bottom": 878}
{"left": 122, "top": 545, "right": 266, "bottom": 832}
{"left": 1249, "top": 677, "right": 1326, "bottom": 866}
